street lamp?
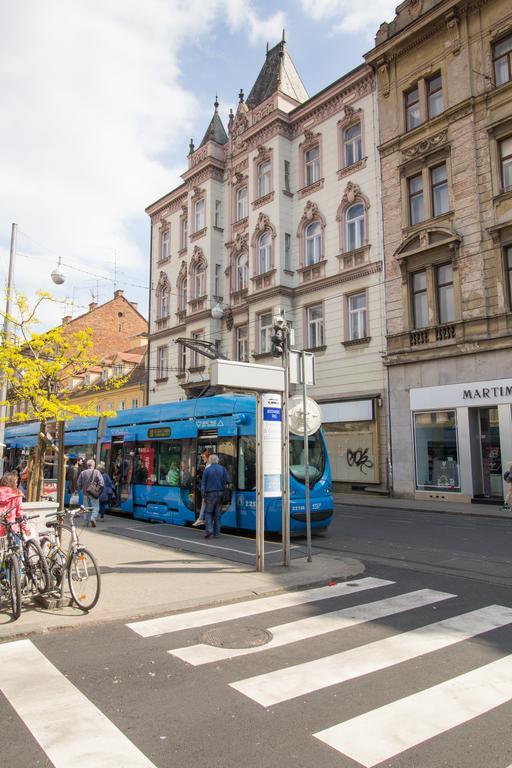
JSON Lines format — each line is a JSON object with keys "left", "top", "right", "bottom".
{"left": 211, "top": 302, "right": 223, "bottom": 320}
{"left": 51, "top": 256, "right": 66, "bottom": 285}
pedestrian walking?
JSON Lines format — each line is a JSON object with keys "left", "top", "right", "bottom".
{"left": 97, "top": 462, "right": 115, "bottom": 520}
{"left": 66, "top": 457, "right": 79, "bottom": 502}
{"left": 201, "top": 454, "right": 231, "bottom": 539}
{"left": 502, "top": 460, "right": 512, "bottom": 512}
{"left": 192, "top": 449, "right": 210, "bottom": 528}
{"left": 77, "top": 459, "right": 104, "bottom": 527}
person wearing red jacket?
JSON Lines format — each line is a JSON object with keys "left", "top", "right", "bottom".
{"left": 0, "top": 471, "right": 28, "bottom": 537}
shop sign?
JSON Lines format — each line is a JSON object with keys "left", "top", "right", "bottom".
{"left": 410, "top": 378, "right": 512, "bottom": 410}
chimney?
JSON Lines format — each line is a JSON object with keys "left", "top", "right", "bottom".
{"left": 62, "top": 315, "right": 72, "bottom": 325}
{"left": 114, "top": 289, "right": 124, "bottom": 299}
{"left": 89, "top": 302, "right": 97, "bottom": 312}
{"left": 130, "top": 301, "right": 138, "bottom": 310}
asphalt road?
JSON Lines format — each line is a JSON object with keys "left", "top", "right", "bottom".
{"left": 2, "top": 505, "right": 512, "bottom": 768}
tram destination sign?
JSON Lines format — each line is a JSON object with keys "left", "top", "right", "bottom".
{"left": 147, "top": 427, "right": 171, "bottom": 438}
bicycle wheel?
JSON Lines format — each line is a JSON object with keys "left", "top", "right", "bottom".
{"left": 67, "top": 547, "right": 101, "bottom": 610}
{"left": 6, "top": 554, "right": 21, "bottom": 620}
{"left": 40, "top": 537, "right": 64, "bottom": 590}
{"left": 24, "top": 539, "right": 51, "bottom": 594}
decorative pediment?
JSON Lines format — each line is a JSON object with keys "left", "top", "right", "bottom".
{"left": 177, "top": 260, "right": 187, "bottom": 283}
{"left": 297, "top": 200, "right": 326, "bottom": 236}
{"left": 256, "top": 144, "right": 268, "bottom": 156}
{"left": 337, "top": 104, "right": 361, "bottom": 129}
{"left": 233, "top": 232, "right": 248, "bottom": 253}
{"left": 394, "top": 227, "right": 462, "bottom": 262}
{"left": 191, "top": 245, "right": 206, "bottom": 266}
{"left": 156, "top": 271, "right": 170, "bottom": 291}
{"left": 256, "top": 212, "right": 271, "bottom": 232}
{"left": 342, "top": 182, "right": 361, "bottom": 205}
{"left": 402, "top": 129, "right": 448, "bottom": 161}
{"left": 300, "top": 128, "right": 321, "bottom": 149}
{"left": 191, "top": 186, "right": 204, "bottom": 200}
{"left": 180, "top": 205, "right": 188, "bottom": 217}
{"left": 304, "top": 200, "right": 319, "bottom": 222}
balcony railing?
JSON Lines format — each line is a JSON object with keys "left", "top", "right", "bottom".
{"left": 409, "top": 323, "right": 456, "bottom": 347}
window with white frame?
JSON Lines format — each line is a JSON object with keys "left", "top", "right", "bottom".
{"left": 113, "top": 364, "right": 123, "bottom": 378}
{"left": 258, "top": 312, "right": 273, "bottom": 353}
{"left": 494, "top": 33, "right": 512, "bottom": 86}
{"left": 427, "top": 74, "right": 444, "bottom": 119}
{"left": 405, "top": 86, "right": 421, "bottom": 131}
{"left": 348, "top": 292, "right": 367, "bottom": 340}
{"left": 345, "top": 203, "right": 365, "bottom": 250}
{"left": 178, "top": 276, "right": 187, "bottom": 312}
{"left": 193, "top": 262, "right": 206, "bottom": 298}
{"left": 190, "top": 331, "right": 203, "bottom": 368}
{"left": 180, "top": 217, "right": 188, "bottom": 250}
{"left": 431, "top": 163, "right": 449, "bottom": 216}
{"left": 236, "top": 325, "right": 248, "bottom": 361}
{"left": 157, "top": 285, "right": 169, "bottom": 319}
{"left": 304, "top": 145, "right": 320, "bottom": 186}
{"left": 194, "top": 199, "right": 205, "bottom": 232}
{"left": 306, "top": 304, "right": 324, "bottom": 348}
{"left": 236, "top": 252, "right": 248, "bottom": 291}
{"left": 257, "top": 232, "right": 272, "bottom": 274}
{"left": 119, "top": 401, "right": 126, "bottom": 411}
{"left": 305, "top": 221, "right": 321, "bottom": 265}
{"left": 160, "top": 229, "right": 170, "bottom": 261}
{"left": 284, "top": 233, "right": 291, "bottom": 271}
{"left": 344, "top": 123, "right": 362, "bottom": 166}
{"left": 131, "top": 398, "right": 139, "bottom": 409}
{"left": 409, "top": 173, "right": 425, "bottom": 225}
{"left": 178, "top": 342, "right": 187, "bottom": 372}
{"left": 236, "top": 187, "right": 248, "bottom": 220}
{"left": 214, "top": 200, "right": 222, "bottom": 228}
{"left": 156, "top": 346, "right": 168, "bottom": 379}
{"left": 257, "top": 160, "right": 271, "bottom": 198}
{"left": 437, "top": 263, "right": 455, "bottom": 324}
{"left": 412, "top": 270, "right": 428, "bottom": 328}
{"left": 500, "top": 137, "right": 512, "bottom": 191}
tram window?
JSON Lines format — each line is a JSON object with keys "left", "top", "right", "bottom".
{"left": 180, "top": 439, "right": 196, "bottom": 489}
{"left": 217, "top": 438, "right": 236, "bottom": 483}
{"left": 134, "top": 442, "right": 155, "bottom": 484}
{"left": 289, "top": 431, "right": 325, "bottom": 484}
{"left": 238, "top": 436, "right": 256, "bottom": 490}
{"left": 158, "top": 441, "right": 182, "bottom": 486}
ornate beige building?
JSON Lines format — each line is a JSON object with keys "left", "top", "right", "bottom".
{"left": 366, "top": 0, "right": 512, "bottom": 502}
{"left": 146, "top": 40, "right": 389, "bottom": 491}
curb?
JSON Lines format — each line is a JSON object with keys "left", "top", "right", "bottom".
{"left": 334, "top": 498, "right": 512, "bottom": 521}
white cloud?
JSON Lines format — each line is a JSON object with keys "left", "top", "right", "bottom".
{"left": 299, "top": 0, "right": 396, "bottom": 35}
{"left": 0, "top": 0, "right": 285, "bottom": 329}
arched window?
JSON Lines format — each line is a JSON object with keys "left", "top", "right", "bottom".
{"left": 305, "top": 221, "right": 322, "bottom": 265}
{"left": 344, "top": 123, "right": 362, "bottom": 166}
{"left": 346, "top": 204, "right": 365, "bottom": 251}
{"left": 178, "top": 276, "right": 187, "bottom": 312}
{"left": 157, "top": 286, "right": 169, "bottom": 319}
{"left": 257, "top": 232, "right": 272, "bottom": 274}
{"left": 236, "top": 187, "right": 248, "bottom": 221}
{"left": 193, "top": 261, "right": 206, "bottom": 298}
{"left": 236, "top": 253, "right": 248, "bottom": 291}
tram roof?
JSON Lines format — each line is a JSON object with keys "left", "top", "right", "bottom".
{"left": 106, "top": 393, "right": 257, "bottom": 428}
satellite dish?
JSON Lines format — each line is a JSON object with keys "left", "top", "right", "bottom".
{"left": 288, "top": 395, "right": 322, "bottom": 436}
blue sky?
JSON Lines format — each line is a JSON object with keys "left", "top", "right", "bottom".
{"left": 0, "top": 0, "right": 395, "bottom": 329}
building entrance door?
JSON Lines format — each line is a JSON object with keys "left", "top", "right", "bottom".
{"left": 479, "top": 407, "right": 502, "bottom": 499}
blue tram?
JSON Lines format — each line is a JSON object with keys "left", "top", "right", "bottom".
{"left": 4, "top": 395, "right": 334, "bottom": 533}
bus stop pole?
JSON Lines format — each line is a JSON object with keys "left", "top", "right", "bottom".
{"left": 302, "top": 351, "right": 312, "bottom": 563}
{"left": 281, "top": 342, "right": 290, "bottom": 567}
{"left": 255, "top": 392, "right": 264, "bottom": 572}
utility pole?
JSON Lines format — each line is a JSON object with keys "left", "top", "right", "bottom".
{"left": 271, "top": 314, "right": 290, "bottom": 567}
{"left": 0, "top": 223, "right": 17, "bottom": 475}
{"left": 301, "top": 351, "right": 312, "bottom": 563}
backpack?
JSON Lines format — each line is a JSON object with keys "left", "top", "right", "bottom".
{"left": 504, "top": 470, "right": 511, "bottom": 483}
{"left": 86, "top": 470, "right": 104, "bottom": 499}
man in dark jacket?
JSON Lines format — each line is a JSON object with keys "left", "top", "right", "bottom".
{"left": 200, "top": 454, "right": 231, "bottom": 539}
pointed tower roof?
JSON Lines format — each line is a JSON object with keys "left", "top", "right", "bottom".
{"left": 199, "top": 96, "right": 228, "bottom": 148}
{"left": 246, "top": 36, "right": 308, "bottom": 109}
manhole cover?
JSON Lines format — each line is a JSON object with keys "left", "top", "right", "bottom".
{"left": 199, "top": 624, "right": 273, "bottom": 649}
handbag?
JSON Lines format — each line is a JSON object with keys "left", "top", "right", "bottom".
{"left": 222, "top": 483, "right": 232, "bottom": 507}
{"left": 69, "top": 492, "right": 79, "bottom": 506}
{"left": 86, "top": 470, "right": 104, "bottom": 499}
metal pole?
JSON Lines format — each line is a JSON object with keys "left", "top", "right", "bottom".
{"left": 302, "top": 351, "right": 312, "bottom": 563}
{"left": 56, "top": 421, "right": 66, "bottom": 512}
{"left": 0, "top": 223, "right": 17, "bottom": 475}
{"left": 281, "top": 333, "right": 290, "bottom": 567}
{"left": 255, "top": 392, "right": 264, "bottom": 572}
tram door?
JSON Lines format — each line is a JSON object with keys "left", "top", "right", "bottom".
{"left": 110, "top": 436, "right": 135, "bottom": 508}
{"left": 196, "top": 431, "right": 237, "bottom": 520}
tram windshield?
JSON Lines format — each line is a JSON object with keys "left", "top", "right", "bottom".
{"left": 289, "top": 430, "right": 325, "bottom": 484}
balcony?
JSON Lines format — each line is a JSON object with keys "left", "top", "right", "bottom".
{"left": 297, "top": 259, "right": 327, "bottom": 284}
{"left": 230, "top": 287, "right": 249, "bottom": 306}
{"left": 188, "top": 296, "right": 207, "bottom": 314}
{"left": 251, "top": 269, "right": 276, "bottom": 292}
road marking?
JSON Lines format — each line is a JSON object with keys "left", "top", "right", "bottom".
{"left": 231, "top": 604, "right": 512, "bottom": 706}
{"left": 314, "top": 654, "right": 512, "bottom": 767}
{"left": 123, "top": 526, "right": 278, "bottom": 558}
{"left": 127, "top": 577, "right": 393, "bottom": 637}
{"left": 170, "top": 588, "right": 454, "bottom": 665}
{"left": 0, "top": 639, "right": 157, "bottom": 768}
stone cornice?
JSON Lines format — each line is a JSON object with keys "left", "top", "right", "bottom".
{"left": 294, "top": 261, "right": 382, "bottom": 296}
{"left": 146, "top": 189, "right": 188, "bottom": 219}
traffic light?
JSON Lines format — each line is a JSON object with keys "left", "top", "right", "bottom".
{"left": 271, "top": 315, "right": 287, "bottom": 357}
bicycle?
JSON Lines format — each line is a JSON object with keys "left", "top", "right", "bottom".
{"left": 0, "top": 524, "right": 22, "bottom": 620}
{"left": 39, "top": 506, "right": 101, "bottom": 611}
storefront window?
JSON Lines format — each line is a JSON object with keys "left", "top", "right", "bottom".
{"left": 322, "top": 421, "right": 379, "bottom": 484}
{"left": 414, "top": 411, "right": 460, "bottom": 492}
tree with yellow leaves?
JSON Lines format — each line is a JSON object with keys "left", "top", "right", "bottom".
{"left": 0, "top": 292, "right": 124, "bottom": 501}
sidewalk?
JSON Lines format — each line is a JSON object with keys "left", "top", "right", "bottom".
{"left": 0, "top": 523, "right": 364, "bottom": 641}
{"left": 335, "top": 492, "right": 512, "bottom": 519}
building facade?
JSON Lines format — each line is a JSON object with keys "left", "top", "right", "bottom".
{"left": 366, "top": 0, "right": 512, "bottom": 502}
{"left": 146, "top": 41, "right": 390, "bottom": 491}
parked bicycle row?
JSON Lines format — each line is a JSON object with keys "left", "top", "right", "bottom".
{"left": 0, "top": 472, "right": 101, "bottom": 621}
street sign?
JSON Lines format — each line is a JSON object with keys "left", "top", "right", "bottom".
{"left": 289, "top": 350, "right": 316, "bottom": 385}
{"left": 210, "top": 359, "right": 285, "bottom": 392}
{"left": 262, "top": 393, "right": 282, "bottom": 497}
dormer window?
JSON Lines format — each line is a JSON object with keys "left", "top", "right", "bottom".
{"left": 113, "top": 364, "right": 123, "bottom": 378}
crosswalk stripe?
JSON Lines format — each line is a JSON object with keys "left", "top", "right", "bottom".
{"left": 230, "top": 604, "right": 512, "bottom": 706}
{"left": 0, "top": 639, "right": 157, "bottom": 768}
{"left": 127, "top": 576, "right": 393, "bottom": 637}
{"left": 314, "top": 654, "right": 512, "bottom": 767}
{"left": 170, "top": 588, "right": 455, "bottom": 665}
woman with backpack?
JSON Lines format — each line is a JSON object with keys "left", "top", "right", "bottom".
{"left": 502, "top": 461, "right": 512, "bottom": 512}
{"left": 77, "top": 459, "right": 104, "bottom": 527}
